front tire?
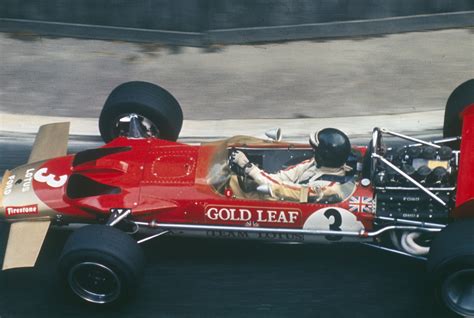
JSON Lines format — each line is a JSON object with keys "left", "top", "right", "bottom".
{"left": 428, "top": 219, "right": 474, "bottom": 316}
{"left": 58, "top": 225, "right": 144, "bottom": 305}
{"left": 99, "top": 81, "right": 183, "bottom": 143}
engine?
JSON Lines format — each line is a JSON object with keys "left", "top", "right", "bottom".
{"left": 373, "top": 145, "right": 457, "bottom": 222}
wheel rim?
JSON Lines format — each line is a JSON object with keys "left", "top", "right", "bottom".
{"left": 113, "top": 114, "right": 160, "bottom": 138}
{"left": 442, "top": 269, "right": 474, "bottom": 316}
{"left": 68, "top": 262, "right": 122, "bottom": 304}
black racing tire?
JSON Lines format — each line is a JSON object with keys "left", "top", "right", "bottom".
{"left": 443, "top": 79, "right": 474, "bottom": 139}
{"left": 58, "top": 225, "right": 145, "bottom": 305}
{"left": 99, "top": 81, "right": 183, "bottom": 143}
{"left": 427, "top": 219, "right": 474, "bottom": 317}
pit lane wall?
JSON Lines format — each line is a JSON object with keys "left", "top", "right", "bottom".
{"left": 0, "top": 0, "right": 473, "bottom": 46}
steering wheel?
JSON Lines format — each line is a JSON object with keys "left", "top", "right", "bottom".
{"left": 238, "top": 172, "right": 254, "bottom": 193}
{"left": 228, "top": 150, "right": 255, "bottom": 193}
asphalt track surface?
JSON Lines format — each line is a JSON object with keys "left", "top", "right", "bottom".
{"left": 1, "top": 28, "right": 473, "bottom": 120}
{"left": 0, "top": 136, "right": 457, "bottom": 318}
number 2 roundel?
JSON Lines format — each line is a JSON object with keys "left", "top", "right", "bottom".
{"left": 303, "top": 207, "right": 365, "bottom": 233}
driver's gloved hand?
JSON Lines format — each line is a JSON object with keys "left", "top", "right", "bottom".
{"left": 232, "top": 150, "right": 250, "bottom": 168}
{"left": 231, "top": 150, "right": 254, "bottom": 174}
{"left": 232, "top": 150, "right": 249, "bottom": 168}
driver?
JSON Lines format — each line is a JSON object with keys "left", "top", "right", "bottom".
{"left": 229, "top": 128, "right": 352, "bottom": 202}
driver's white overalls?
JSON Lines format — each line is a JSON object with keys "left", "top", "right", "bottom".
{"left": 230, "top": 158, "right": 351, "bottom": 202}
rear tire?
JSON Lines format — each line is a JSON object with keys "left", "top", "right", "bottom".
{"left": 427, "top": 219, "right": 474, "bottom": 317}
{"left": 443, "top": 79, "right": 474, "bottom": 139}
{"left": 99, "top": 81, "right": 183, "bottom": 143}
{"left": 58, "top": 225, "right": 144, "bottom": 305}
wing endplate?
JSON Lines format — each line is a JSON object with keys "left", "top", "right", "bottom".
{"left": 2, "top": 220, "right": 51, "bottom": 270}
{"left": 28, "top": 122, "right": 70, "bottom": 163}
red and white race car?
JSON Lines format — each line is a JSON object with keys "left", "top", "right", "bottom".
{"left": 1, "top": 80, "right": 473, "bottom": 316}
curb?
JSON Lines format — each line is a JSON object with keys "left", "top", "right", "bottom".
{"left": 0, "top": 111, "right": 444, "bottom": 141}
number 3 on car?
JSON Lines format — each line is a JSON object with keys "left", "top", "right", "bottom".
{"left": 303, "top": 207, "right": 365, "bottom": 242}
{"left": 34, "top": 168, "right": 68, "bottom": 188}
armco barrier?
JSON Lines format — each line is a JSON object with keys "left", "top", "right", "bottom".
{"left": 0, "top": 0, "right": 473, "bottom": 46}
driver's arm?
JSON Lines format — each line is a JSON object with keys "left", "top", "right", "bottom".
{"left": 270, "top": 182, "right": 343, "bottom": 202}
{"left": 231, "top": 150, "right": 286, "bottom": 186}
{"left": 246, "top": 159, "right": 313, "bottom": 186}
{"left": 231, "top": 150, "right": 313, "bottom": 192}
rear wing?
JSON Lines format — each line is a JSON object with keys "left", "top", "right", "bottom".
{"left": 453, "top": 104, "right": 474, "bottom": 218}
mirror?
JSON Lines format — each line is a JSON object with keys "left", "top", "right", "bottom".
{"left": 265, "top": 128, "right": 282, "bottom": 141}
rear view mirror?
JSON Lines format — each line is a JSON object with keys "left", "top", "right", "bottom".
{"left": 265, "top": 128, "right": 282, "bottom": 141}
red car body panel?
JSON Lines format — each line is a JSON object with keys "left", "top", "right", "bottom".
{"left": 11, "top": 135, "right": 376, "bottom": 235}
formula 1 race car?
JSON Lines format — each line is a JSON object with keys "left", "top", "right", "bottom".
{"left": 1, "top": 79, "right": 473, "bottom": 316}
